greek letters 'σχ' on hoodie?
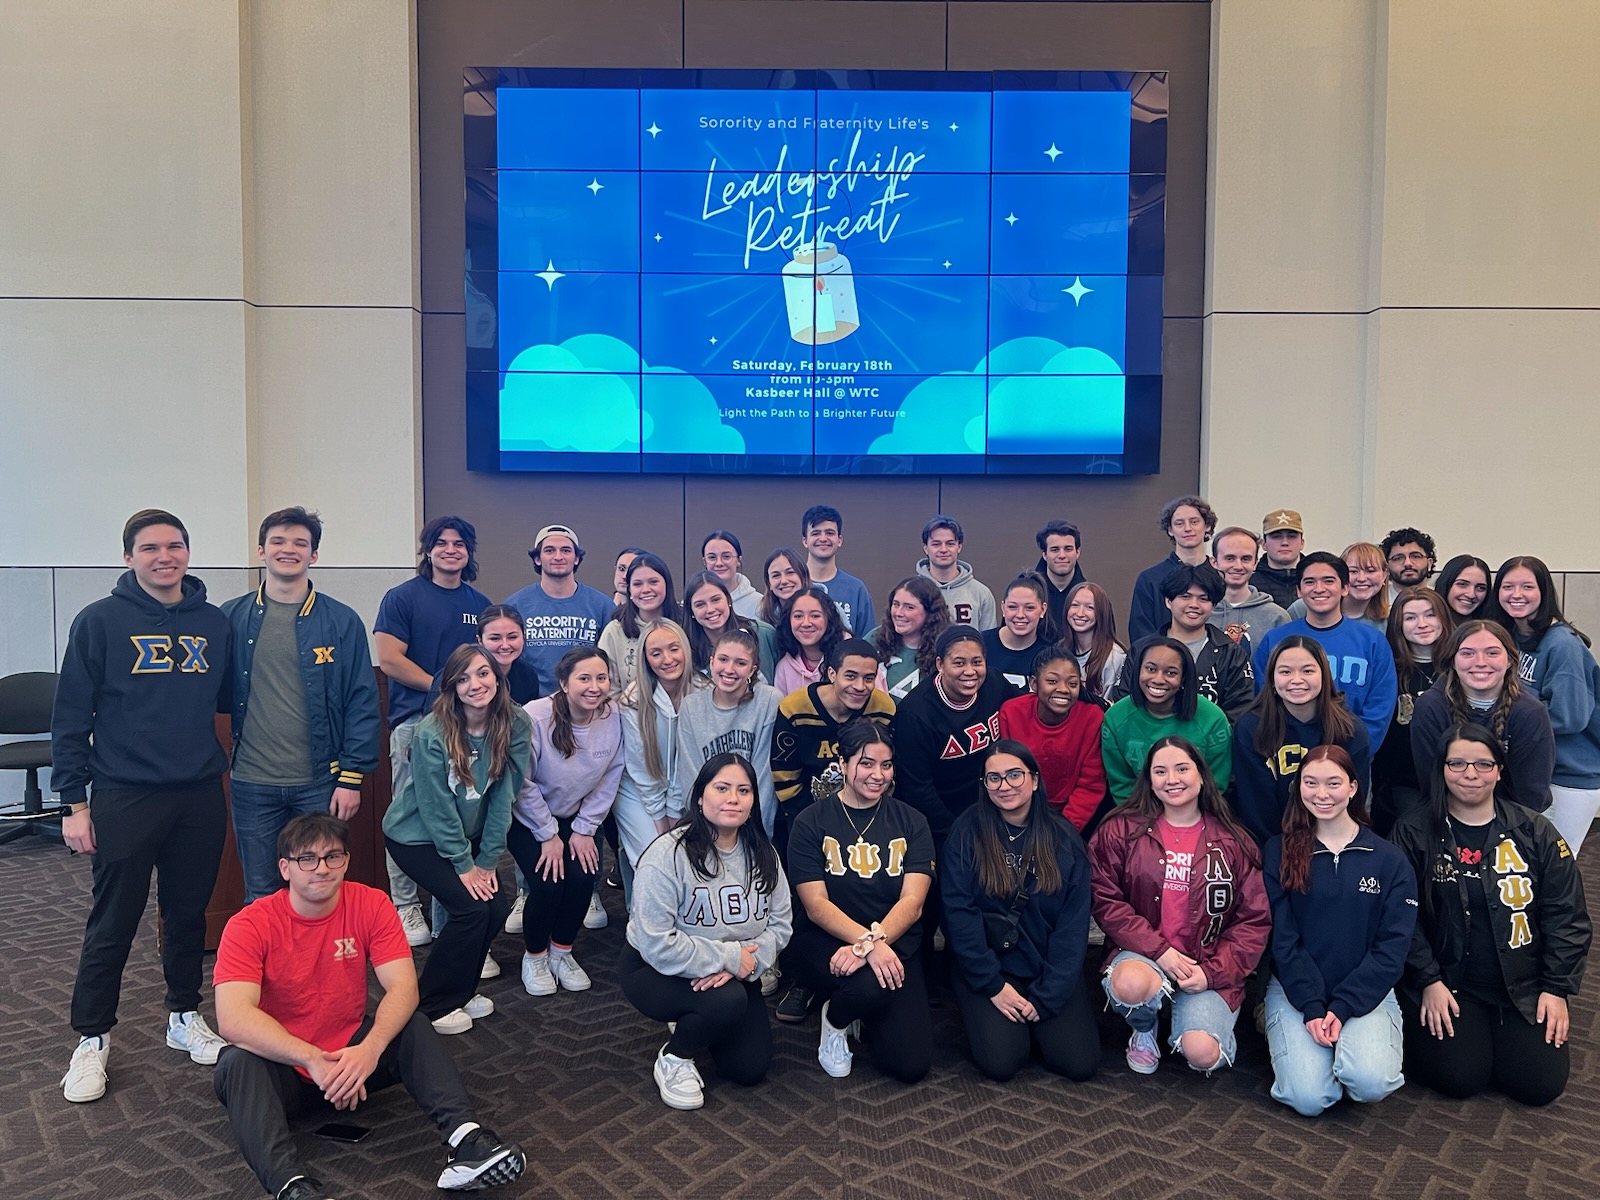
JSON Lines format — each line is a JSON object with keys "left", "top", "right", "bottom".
{"left": 51, "top": 571, "right": 233, "bottom": 805}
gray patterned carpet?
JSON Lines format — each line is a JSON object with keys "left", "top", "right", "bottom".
{"left": 2, "top": 835, "right": 1594, "bottom": 1200}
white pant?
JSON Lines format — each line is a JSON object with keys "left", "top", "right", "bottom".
{"left": 1546, "top": 784, "right": 1600, "bottom": 856}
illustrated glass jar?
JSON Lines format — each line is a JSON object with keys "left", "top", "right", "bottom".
{"left": 781, "top": 242, "right": 859, "bottom": 345}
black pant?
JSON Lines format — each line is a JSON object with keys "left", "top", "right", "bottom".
{"left": 384, "top": 837, "right": 507, "bottom": 1020}
{"left": 952, "top": 970, "right": 1101, "bottom": 1083}
{"left": 1371, "top": 783, "right": 1424, "bottom": 838}
{"left": 213, "top": 1011, "right": 475, "bottom": 1196}
{"left": 789, "top": 924, "right": 932, "bottom": 1082}
{"left": 617, "top": 946, "right": 771, "bottom": 1085}
{"left": 506, "top": 816, "right": 597, "bottom": 954}
{"left": 71, "top": 779, "right": 227, "bottom": 1037}
{"left": 1401, "top": 991, "right": 1569, "bottom": 1106}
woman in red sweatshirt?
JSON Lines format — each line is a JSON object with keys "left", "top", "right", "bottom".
{"left": 998, "top": 644, "right": 1107, "bottom": 832}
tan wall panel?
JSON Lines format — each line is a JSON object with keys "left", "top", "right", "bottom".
{"left": 0, "top": 299, "right": 251, "bottom": 566}
{"left": 1201, "top": 311, "right": 1370, "bottom": 549}
{"left": 1371, "top": 307, "right": 1600, "bottom": 565}
{"left": 250, "top": 307, "right": 422, "bottom": 565}
{"left": 1378, "top": 0, "right": 1600, "bottom": 308}
{"left": 247, "top": 0, "right": 419, "bottom": 308}
{"left": 0, "top": 0, "right": 248, "bottom": 299}
{"left": 1206, "top": 0, "right": 1379, "bottom": 314}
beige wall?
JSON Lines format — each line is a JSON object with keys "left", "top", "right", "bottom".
{"left": 1203, "top": 0, "right": 1600, "bottom": 575}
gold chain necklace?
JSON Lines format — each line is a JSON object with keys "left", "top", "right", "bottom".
{"left": 838, "top": 795, "right": 879, "bottom": 848}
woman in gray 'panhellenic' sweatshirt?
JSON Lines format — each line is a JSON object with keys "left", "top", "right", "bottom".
{"left": 621, "top": 753, "right": 794, "bottom": 1110}
{"left": 676, "top": 627, "right": 782, "bottom": 837}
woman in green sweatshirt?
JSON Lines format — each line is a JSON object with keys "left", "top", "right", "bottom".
{"left": 1101, "top": 636, "right": 1232, "bottom": 803}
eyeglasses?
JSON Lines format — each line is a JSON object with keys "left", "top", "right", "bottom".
{"left": 983, "top": 768, "right": 1032, "bottom": 788}
{"left": 1443, "top": 759, "right": 1499, "bottom": 775}
{"left": 287, "top": 849, "right": 350, "bottom": 871}
{"left": 1388, "top": 551, "right": 1430, "bottom": 564}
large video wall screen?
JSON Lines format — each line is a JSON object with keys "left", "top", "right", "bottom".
{"left": 465, "top": 69, "right": 1167, "bottom": 475}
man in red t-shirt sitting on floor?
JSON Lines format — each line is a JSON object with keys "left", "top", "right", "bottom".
{"left": 212, "top": 813, "right": 525, "bottom": 1200}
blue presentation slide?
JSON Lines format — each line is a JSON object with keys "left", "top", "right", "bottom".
{"left": 481, "top": 71, "right": 1163, "bottom": 473}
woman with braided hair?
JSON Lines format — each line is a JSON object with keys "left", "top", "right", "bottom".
{"left": 1408, "top": 620, "right": 1554, "bottom": 814}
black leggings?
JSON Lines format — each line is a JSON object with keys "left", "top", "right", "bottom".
{"left": 788, "top": 924, "right": 933, "bottom": 1083}
{"left": 617, "top": 946, "right": 771, "bottom": 1086}
{"left": 1401, "top": 991, "right": 1569, "bottom": 1106}
{"left": 384, "top": 837, "right": 506, "bottom": 1019}
{"left": 952, "top": 970, "right": 1101, "bottom": 1083}
{"left": 506, "top": 816, "right": 599, "bottom": 954}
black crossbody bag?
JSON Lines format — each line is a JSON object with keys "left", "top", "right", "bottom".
{"left": 983, "top": 854, "right": 1035, "bottom": 953}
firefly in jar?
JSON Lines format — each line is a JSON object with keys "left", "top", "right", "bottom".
{"left": 781, "top": 242, "right": 860, "bottom": 345}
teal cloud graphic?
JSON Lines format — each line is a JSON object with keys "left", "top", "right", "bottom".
{"left": 499, "top": 334, "right": 747, "bottom": 455}
{"left": 867, "top": 338, "right": 1124, "bottom": 456}
{"left": 867, "top": 374, "right": 987, "bottom": 455}
{"left": 642, "top": 369, "right": 745, "bottom": 453}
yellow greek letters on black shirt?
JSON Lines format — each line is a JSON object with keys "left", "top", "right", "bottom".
{"left": 1492, "top": 838, "right": 1534, "bottom": 949}
{"left": 822, "top": 834, "right": 907, "bottom": 880}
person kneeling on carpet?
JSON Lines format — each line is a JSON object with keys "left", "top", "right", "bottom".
{"left": 212, "top": 814, "right": 525, "bottom": 1200}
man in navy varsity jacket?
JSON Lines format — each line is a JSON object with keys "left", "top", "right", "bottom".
{"left": 221, "top": 506, "right": 380, "bottom": 904}
{"left": 54, "top": 509, "right": 235, "bottom": 1104}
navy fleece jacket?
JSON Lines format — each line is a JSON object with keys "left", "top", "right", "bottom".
{"left": 1264, "top": 826, "right": 1418, "bottom": 1022}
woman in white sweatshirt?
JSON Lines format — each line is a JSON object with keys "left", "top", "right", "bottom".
{"left": 621, "top": 753, "right": 794, "bottom": 1110}
{"left": 615, "top": 620, "right": 706, "bottom": 903}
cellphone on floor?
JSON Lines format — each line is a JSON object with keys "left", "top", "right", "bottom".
{"left": 315, "top": 1122, "right": 371, "bottom": 1144}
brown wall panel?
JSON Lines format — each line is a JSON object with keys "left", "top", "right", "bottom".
{"left": 418, "top": 0, "right": 1211, "bottom": 632}
{"left": 685, "top": 2, "right": 947, "bottom": 69}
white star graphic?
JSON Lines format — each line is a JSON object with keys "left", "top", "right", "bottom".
{"left": 942, "top": 260, "right": 952, "bottom": 269}
{"left": 709, "top": 336, "right": 718, "bottom": 345}
{"left": 949, "top": 122, "right": 959, "bottom": 132}
{"left": 646, "top": 122, "right": 662, "bottom": 138}
{"left": 1044, "top": 143, "right": 1062, "bottom": 162}
{"left": 1062, "top": 276, "right": 1093, "bottom": 306}
{"left": 586, "top": 178, "right": 604, "bottom": 195}
{"left": 1004, "top": 212, "right": 1019, "bottom": 226}
{"left": 535, "top": 260, "right": 565, "bottom": 290}
{"left": 654, "top": 233, "right": 663, "bottom": 242}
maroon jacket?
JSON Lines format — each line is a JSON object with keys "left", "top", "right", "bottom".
{"left": 1087, "top": 809, "right": 1271, "bottom": 1011}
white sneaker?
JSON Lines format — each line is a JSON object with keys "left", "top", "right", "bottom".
{"left": 583, "top": 894, "right": 609, "bottom": 929}
{"left": 167, "top": 1011, "right": 227, "bottom": 1065}
{"left": 504, "top": 892, "right": 526, "bottom": 935}
{"left": 760, "top": 966, "right": 781, "bottom": 997}
{"left": 653, "top": 1044, "right": 704, "bottom": 1110}
{"left": 818, "top": 1001, "right": 857, "bottom": 1078}
{"left": 398, "top": 904, "right": 430, "bottom": 947}
{"left": 432, "top": 1008, "right": 473, "bottom": 1035}
{"left": 463, "top": 994, "right": 495, "bottom": 1019}
{"left": 62, "top": 1036, "right": 109, "bottom": 1103}
{"left": 480, "top": 954, "right": 501, "bottom": 980}
{"left": 521, "top": 953, "right": 557, "bottom": 997}
{"left": 550, "top": 952, "right": 592, "bottom": 991}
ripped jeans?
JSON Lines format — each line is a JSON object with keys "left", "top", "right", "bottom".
{"left": 1101, "top": 949, "right": 1240, "bottom": 1073}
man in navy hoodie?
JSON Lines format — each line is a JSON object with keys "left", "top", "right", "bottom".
{"left": 54, "top": 509, "right": 234, "bottom": 1103}
{"left": 1127, "top": 495, "right": 1217, "bottom": 644}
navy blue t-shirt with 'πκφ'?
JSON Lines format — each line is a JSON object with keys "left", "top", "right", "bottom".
{"left": 374, "top": 576, "right": 491, "bottom": 724}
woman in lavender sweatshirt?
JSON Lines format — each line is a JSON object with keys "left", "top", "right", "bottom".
{"left": 507, "top": 646, "right": 625, "bottom": 999}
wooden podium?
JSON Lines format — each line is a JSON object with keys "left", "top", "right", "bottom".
{"left": 202, "top": 668, "right": 393, "bottom": 947}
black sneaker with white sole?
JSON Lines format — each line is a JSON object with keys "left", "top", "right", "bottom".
{"left": 277, "top": 1178, "right": 334, "bottom": 1200}
{"left": 775, "top": 984, "right": 813, "bottom": 1023}
{"left": 437, "top": 1127, "right": 526, "bottom": 1191}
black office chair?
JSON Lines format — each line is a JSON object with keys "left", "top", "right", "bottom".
{"left": 0, "top": 672, "right": 61, "bottom": 845}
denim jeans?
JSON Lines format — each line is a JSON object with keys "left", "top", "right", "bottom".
{"left": 1265, "top": 977, "right": 1404, "bottom": 1116}
{"left": 228, "top": 778, "right": 335, "bottom": 903}
{"left": 1101, "top": 949, "right": 1239, "bottom": 1072}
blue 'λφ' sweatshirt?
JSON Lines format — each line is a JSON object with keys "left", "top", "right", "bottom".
{"left": 1253, "top": 617, "right": 1398, "bottom": 752}
{"left": 1264, "top": 825, "right": 1418, "bottom": 1023}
